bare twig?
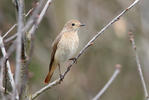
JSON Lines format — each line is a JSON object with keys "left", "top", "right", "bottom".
{"left": 4, "top": 59, "right": 8, "bottom": 94}
{"left": 30, "top": 79, "right": 60, "bottom": 100}
{"left": 23, "top": 0, "right": 44, "bottom": 34}
{"left": 25, "top": 8, "right": 34, "bottom": 17}
{"left": 0, "top": 54, "right": 4, "bottom": 94}
{"left": 30, "top": 0, "right": 139, "bottom": 99}
{"left": 3, "top": 7, "right": 34, "bottom": 43}
{"left": 0, "top": 34, "right": 16, "bottom": 92}
{"left": 27, "top": 0, "right": 52, "bottom": 39}
{"left": 2, "top": 24, "right": 17, "bottom": 39}
{"left": 128, "top": 32, "right": 149, "bottom": 100}
{"left": 92, "top": 64, "right": 121, "bottom": 100}
{"left": 4, "top": 34, "right": 17, "bottom": 43}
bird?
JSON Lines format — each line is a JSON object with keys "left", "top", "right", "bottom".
{"left": 44, "top": 19, "right": 85, "bottom": 83}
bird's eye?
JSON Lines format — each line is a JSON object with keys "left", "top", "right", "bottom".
{"left": 72, "top": 23, "right": 75, "bottom": 26}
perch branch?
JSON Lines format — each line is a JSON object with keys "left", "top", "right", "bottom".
{"left": 30, "top": 79, "right": 60, "bottom": 100}
{"left": 92, "top": 64, "right": 121, "bottom": 100}
{"left": 128, "top": 32, "right": 149, "bottom": 100}
{"left": 30, "top": 0, "right": 139, "bottom": 100}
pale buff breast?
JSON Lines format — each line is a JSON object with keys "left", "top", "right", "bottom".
{"left": 54, "top": 31, "right": 79, "bottom": 64}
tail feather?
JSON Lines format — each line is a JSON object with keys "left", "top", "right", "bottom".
{"left": 44, "top": 64, "right": 56, "bottom": 83}
{"left": 44, "top": 72, "right": 53, "bottom": 83}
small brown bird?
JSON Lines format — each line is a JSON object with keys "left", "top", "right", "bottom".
{"left": 44, "top": 19, "right": 85, "bottom": 83}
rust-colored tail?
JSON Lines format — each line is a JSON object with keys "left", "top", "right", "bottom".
{"left": 44, "top": 72, "right": 53, "bottom": 83}
{"left": 44, "top": 63, "right": 56, "bottom": 83}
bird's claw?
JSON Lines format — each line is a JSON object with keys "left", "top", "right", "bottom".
{"left": 69, "top": 57, "right": 77, "bottom": 64}
{"left": 59, "top": 74, "right": 64, "bottom": 81}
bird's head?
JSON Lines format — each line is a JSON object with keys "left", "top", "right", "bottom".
{"left": 63, "top": 19, "right": 85, "bottom": 32}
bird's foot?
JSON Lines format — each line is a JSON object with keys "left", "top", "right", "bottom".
{"left": 69, "top": 57, "right": 77, "bottom": 64}
{"left": 59, "top": 74, "right": 64, "bottom": 81}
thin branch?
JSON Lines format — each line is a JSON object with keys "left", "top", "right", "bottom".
{"left": 30, "top": 78, "right": 60, "bottom": 100}
{"left": 2, "top": 24, "right": 17, "bottom": 39}
{"left": 0, "top": 34, "right": 16, "bottom": 94}
{"left": 27, "top": 0, "right": 52, "bottom": 39}
{"left": 4, "top": 59, "right": 8, "bottom": 94}
{"left": 30, "top": 0, "right": 139, "bottom": 99}
{"left": 0, "top": 52, "right": 4, "bottom": 95}
{"left": 128, "top": 32, "right": 149, "bottom": 100}
{"left": 25, "top": 8, "right": 34, "bottom": 17}
{"left": 4, "top": 34, "right": 17, "bottom": 43}
{"left": 3, "top": 7, "right": 34, "bottom": 43}
{"left": 0, "top": 41, "right": 16, "bottom": 93}
{"left": 92, "top": 64, "right": 121, "bottom": 100}
{"left": 0, "top": 35, "right": 15, "bottom": 100}
{"left": 23, "top": 0, "right": 44, "bottom": 34}
{"left": 5, "top": 0, "right": 44, "bottom": 52}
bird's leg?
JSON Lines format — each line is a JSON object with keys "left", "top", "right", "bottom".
{"left": 69, "top": 57, "right": 77, "bottom": 64}
{"left": 58, "top": 64, "right": 63, "bottom": 80}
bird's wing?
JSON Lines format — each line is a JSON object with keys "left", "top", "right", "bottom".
{"left": 49, "top": 33, "right": 62, "bottom": 71}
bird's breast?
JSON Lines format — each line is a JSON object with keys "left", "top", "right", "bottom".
{"left": 55, "top": 32, "right": 79, "bottom": 64}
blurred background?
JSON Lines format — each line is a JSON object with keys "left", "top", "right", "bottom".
{"left": 0, "top": 0, "right": 149, "bottom": 100}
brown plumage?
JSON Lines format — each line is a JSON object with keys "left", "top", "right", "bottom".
{"left": 44, "top": 19, "right": 85, "bottom": 83}
{"left": 44, "top": 34, "right": 61, "bottom": 83}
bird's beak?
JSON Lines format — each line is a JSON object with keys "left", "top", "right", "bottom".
{"left": 80, "top": 24, "right": 85, "bottom": 27}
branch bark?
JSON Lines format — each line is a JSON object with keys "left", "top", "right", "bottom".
{"left": 14, "top": 0, "right": 25, "bottom": 99}
{"left": 30, "top": 0, "right": 140, "bottom": 99}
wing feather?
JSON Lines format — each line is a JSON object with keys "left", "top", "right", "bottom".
{"left": 49, "top": 33, "right": 62, "bottom": 71}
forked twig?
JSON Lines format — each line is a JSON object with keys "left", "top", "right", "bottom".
{"left": 30, "top": 0, "right": 139, "bottom": 100}
{"left": 27, "top": 0, "right": 52, "bottom": 39}
{"left": 3, "top": 8, "right": 34, "bottom": 43}
{"left": 0, "top": 34, "right": 16, "bottom": 95}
